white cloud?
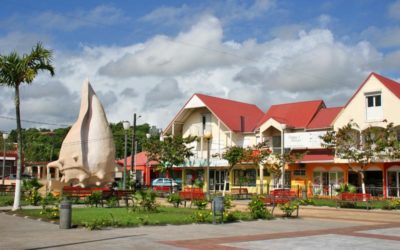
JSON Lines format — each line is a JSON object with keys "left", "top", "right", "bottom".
{"left": 33, "top": 5, "right": 128, "bottom": 31}
{"left": 143, "top": 78, "right": 184, "bottom": 110}
{"left": 0, "top": 32, "right": 51, "bottom": 54}
{"left": 141, "top": 5, "right": 190, "bottom": 25}
{"left": 388, "top": 0, "right": 400, "bottom": 20}
{"left": 0, "top": 14, "right": 392, "bottom": 132}
{"left": 318, "top": 14, "right": 332, "bottom": 27}
{"left": 99, "top": 15, "right": 238, "bottom": 77}
{"left": 218, "top": 0, "right": 275, "bottom": 22}
{"left": 361, "top": 26, "right": 400, "bottom": 48}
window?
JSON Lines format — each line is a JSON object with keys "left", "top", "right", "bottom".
{"left": 233, "top": 169, "right": 256, "bottom": 186}
{"left": 367, "top": 95, "right": 381, "bottom": 107}
{"left": 293, "top": 169, "right": 306, "bottom": 176}
{"left": 201, "top": 113, "right": 211, "bottom": 134}
{"left": 365, "top": 93, "right": 383, "bottom": 121}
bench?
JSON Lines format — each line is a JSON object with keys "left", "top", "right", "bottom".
{"left": 179, "top": 187, "right": 206, "bottom": 207}
{"left": 263, "top": 189, "right": 299, "bottom": 216}
{"left": 0, "top": 184, "right": 15, "bottom": 195}
{"left": 336, "top": 192, "right": 372, "bottom": 209}
{"left": 230, "top": 188, "right": 250, "bottom": 199}
{"left": 62, "top": 187, "right": 108, "bottom": 202}
{"left": 101, "top": 190, "right": 135, "bottom": 207}
{"left": 152, "top": 186, "right": 177, "bottom": 197}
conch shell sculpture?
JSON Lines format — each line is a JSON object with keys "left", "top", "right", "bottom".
{"left": 47, "top": 80, "right": 116, "bottom": 187}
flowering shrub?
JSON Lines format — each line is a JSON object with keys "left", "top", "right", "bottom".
{"left": 167, "top": 193, "right": 182, "bottom": 208}
{"left": 278, "top": 202, "right": 298, "bottom": 217}
{"left": 40, "top": 206, "right": 60, "bottom": 219}
{"left": 248, "top": 195, "right": 271, "bottom": 219}
{"left": 194, "top": 199, "right": 208, "bottom": 210}
{"left": 191, "top": 211, "right": 210, "bottom": 222}
{"left": 223, "top": 211, "right": 239, "bottom": 222}
{"left": 382, "top": 199, "right": 400, "bottom": 210}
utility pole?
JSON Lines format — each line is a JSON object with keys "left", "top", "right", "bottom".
{"left": 131, "top": 113, "right": 137, "bottom": 182}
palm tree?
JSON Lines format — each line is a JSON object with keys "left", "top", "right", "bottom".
{"left": 0, "top": 43, "right": 55, "bottom": 210}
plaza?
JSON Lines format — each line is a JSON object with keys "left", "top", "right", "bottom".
{"left": 0, "top": 205, "right": 399, "bottom": 249}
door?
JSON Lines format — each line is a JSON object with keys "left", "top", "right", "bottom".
{"left": 388, "top": 171, "right": 399, "bottom": 197}
{"left": 209, "top": 170, "right": 228, "bottom": 192}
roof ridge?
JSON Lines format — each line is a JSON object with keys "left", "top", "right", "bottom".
{"left": 269, "top": 99, "right": 324, "bottom": 107}
{"left": 195, "top": 93, "right": 261, "bottom": 108}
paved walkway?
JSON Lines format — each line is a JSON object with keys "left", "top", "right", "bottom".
{"left": 0, "top": 204, "right": 399, "bottom": 250}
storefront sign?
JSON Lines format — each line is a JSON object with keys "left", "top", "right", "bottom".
{"left": 284, "top": 131, "right": 326, "bottom": 149}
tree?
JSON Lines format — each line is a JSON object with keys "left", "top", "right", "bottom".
{"left": 321, "top": 121, "right": 400, "bottom": 194}
{"left": 143, "top": 135, "right": 196, "bottom": 191}
{"left": 0, "top": 43, "right": 55, "bottom": 210}
{"left": 222, "top": 146, "right": 246, "bottom": 196}
{"left": 241, "top": 142, "right": 272, "bottom": 194}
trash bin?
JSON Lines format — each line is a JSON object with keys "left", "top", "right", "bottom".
{"left": 59, "top": 198, "right": 72, "bottom": 229}
{"left": 212, "top": 196, "right": 224, "bottom": 224}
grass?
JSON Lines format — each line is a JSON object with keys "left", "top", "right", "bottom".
{"left": 0, "top": 195, "right": 29, "bottom": 206}
{"left": 15, "top": 206, "right": 255, "bottom": 229}
{"left": 305, "top": 198, "right": 392, "bottom": 209}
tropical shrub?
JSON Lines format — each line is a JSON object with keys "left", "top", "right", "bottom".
{"left": 23, "top": 178, "right": 43, "bottom": 206}
{"left": 223, "top": 211, "right": 239, "bottom": 222}
{"left": 106, "top": 196, "right": 119, "bottom": 208}
{"left": 381, "top": 199, "right": 400, "bottom": 210}
{"left": 133, "top": 189, "right": 158, "bottom": 212}
{"left": 85, "top": 192, "right": 103, "bottom": 207}
{"left": 335, "top": 184, "right": 357, "bottom": 194}
{"left": 192, "top": 211, "right": 210, "bottom": 223}
{"left": 248, "top": 195, "right": 271, "bottom": 219}
{"left": 167, "top": 193, "right": 182, "bottom": 208}
{"left": 193, "top": 199, "right": 208, "bottom": 210}
{"left": 278, "top": 202, "right": 298, "bottom": 217}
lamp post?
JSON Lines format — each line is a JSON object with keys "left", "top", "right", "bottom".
{"left": 122, "top": 121, "right": 130, "bottom": 190}
{"left": 131, "top": 113, "right": 141, "bottom": 183}
{"left": 280, "top": 124, "right": 287, "bottom": 189}
{"left": 204, "top": 130, "right": 212, "bottom": 196}
{"left": 2, "top": 133, "right": 9, "bottom": 185}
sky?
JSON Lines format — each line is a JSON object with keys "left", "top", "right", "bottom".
{"left": 0, "top": 0, "right": 400, "bottom": 132}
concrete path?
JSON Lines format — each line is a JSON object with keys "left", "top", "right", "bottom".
{"left": 0, "top": 205, "right": 399, "bottom": 250}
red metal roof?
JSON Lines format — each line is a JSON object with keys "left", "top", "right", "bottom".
{"left": 257, "top": 100, "right": 325, "bottom": 129}
{"left": 307, "top": 107, "right": 343, "bottom": 129}
{"left": 195, "top": 94, "right": 264, "bottom": 132}
{"left": 116, "top": 151, "right": 158, "bottom": 167}
{"left": 292, "top": 149, "right": 334, "bottom": 163}
{"left": 345, "top": 72, "right": 400, "bottom": 107}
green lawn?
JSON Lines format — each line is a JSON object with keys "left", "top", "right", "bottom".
{"left": 309, "top": 198, "right": 393, "bottom": 209}
{"left": 0, "top": 195, "right": 29, "bottom": 206}
{"left": 15, "top": 206, "right": 254, "bottom": 229}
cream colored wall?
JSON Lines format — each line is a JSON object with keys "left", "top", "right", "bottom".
{"left": 181, "top": 108, "right": 250, "bottom": 157}
{"left": 334, "top": 75, "right": 400, "bottom": 130}
{"left": 182, "top": 108, "right": 256, "bottom": 155}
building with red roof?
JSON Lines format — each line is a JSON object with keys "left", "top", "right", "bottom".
{"left": 161, "top": 72, "right": 400, "bottom": 198}
{"left": 116, "top": 151, "right": 159, "bottom": 187}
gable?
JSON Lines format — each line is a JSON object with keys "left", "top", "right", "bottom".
{"left": 334, "top": 73, "right": 400, "bottom": 129}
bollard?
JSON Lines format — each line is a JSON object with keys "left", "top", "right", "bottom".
{"left": 212, "top": 196, "right": 224, "bottom": 224}
{"left": 59, "top": 198, "right": 72, "bottom": 229}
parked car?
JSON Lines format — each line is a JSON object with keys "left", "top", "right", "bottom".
{"left": 173, "top": 178, "right": 183, "bottom": 190}
{"left": 151, "top": 178, "right": 178, "bottom": 187}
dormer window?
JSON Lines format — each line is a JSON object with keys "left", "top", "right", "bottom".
{"left": 365, "top": 92, "right": 383, "bottom": 121}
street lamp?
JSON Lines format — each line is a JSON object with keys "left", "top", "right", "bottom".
{"left": 280, "top": 124, "right": 287, "bottom": 189}
{"left": 2, "top": 133, "right": 9, "bottom": 185}
{"left": 122, "top": 121, "right": 130, "bottom": 190}
{"left": 131, "top": 113, "right": 141, "bottom": 183}
{"left": 204, "top": 130, "right": 212, "bottom": 195}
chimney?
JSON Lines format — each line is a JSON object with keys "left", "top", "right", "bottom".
{"left": 240, "top": 116, "right": 245, "bottom": 132}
